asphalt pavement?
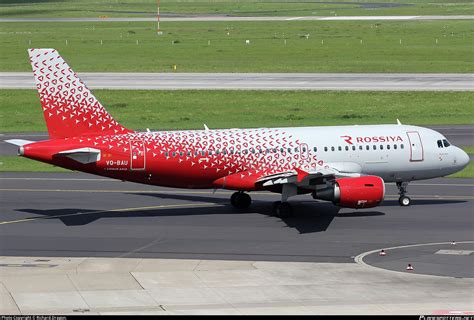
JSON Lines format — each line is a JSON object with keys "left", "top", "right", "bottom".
{"left": 2, "top": 72, "right": 473, "bottom": 91}
{"left": 1, "top": 172, "right": 472, "bottom": 271}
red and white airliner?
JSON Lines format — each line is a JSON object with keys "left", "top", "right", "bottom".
{"left": 6, "top": 49, "right": 470, "bottom": 217}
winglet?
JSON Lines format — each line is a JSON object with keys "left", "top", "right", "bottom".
{"left": 295, "top": 167, "right": 309, "bottom": 183}
{"left": 396, "top": 119, "right": 402, "bottom": 125}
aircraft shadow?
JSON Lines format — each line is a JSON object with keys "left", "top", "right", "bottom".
{"left": 13, "top": 191, "right": 346, "bottom": 233}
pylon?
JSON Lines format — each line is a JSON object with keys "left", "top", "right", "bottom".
{"left": 379, "top": 249, "right": 386, "bottom": 256}
{"left": 406, "top": 263, "right": 414, "bottom": 271}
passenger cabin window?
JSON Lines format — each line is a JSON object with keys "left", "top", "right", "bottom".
{"left": 331, "top": 146, "right": 335, "bottom": 152}
{"left": 352, "top": 146, "right": 356, "bottom": 151}
{"left": 443, "top": 139, "right": 451, "bottom": 147}
{"left": 359, "top": 146, "right": 363, "bottom": 150}
{"left": 338, "top": 146, "right": 342, "bottom": 151}
{"left": 324, "top": 147, "right": 328, "bottom": 152}
{"left": 345, "top": 146, "right": 349, "bottom": 151}
{"left": 387, "top": 145, "right": 390, "bottom": 150}
{"left": 366, "top": 145, "right": 370, "bottom": 150}
{"left": 401, "top": 144, "right": 404, "bottom": 149}
{"left": 313, "top": 147, "right": 317, "bottom": 152}
{"left": 373, "top": 145, "right": 377, "bottom": 150}
{"left": 394, "top": 144, "right": 397, "bottom": 150}
{"left": 380, "top": 145, "right": 383, "bottom": 150}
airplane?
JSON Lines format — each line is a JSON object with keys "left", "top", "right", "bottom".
{"left": 6, "top": 49, "right": 470, "bottom": 218}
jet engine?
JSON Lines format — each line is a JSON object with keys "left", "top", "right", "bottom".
{"left": 312, "top": 176, "right": 385, "bottom": 209}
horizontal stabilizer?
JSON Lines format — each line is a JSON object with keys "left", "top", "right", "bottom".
{"left": 57, "top": 147, "right": 101, "bottom": 164}
{"left": 4, "top": 139, "right": 34, "bottom": 146}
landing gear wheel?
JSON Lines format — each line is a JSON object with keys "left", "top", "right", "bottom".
{"left": 399, "top": 196, "right": 411, "bottom": 206}
{"left": 230, "top": 192, "right": 251, "bottom": 209}
{"left": 272, "top": 201, "right": 292, "bottom": 218}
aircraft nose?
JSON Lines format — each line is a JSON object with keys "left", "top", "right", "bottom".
{"left": 456, "top": 148, "right": 470, "bottom": 169}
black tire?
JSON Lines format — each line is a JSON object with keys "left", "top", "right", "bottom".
{"left": 276, "top": 202, "right": 292, "bottom": 218}
{"left": 232, "top": 192, "right": 251, "bottom": 209}
{"left": 399, "top": 196, "right": 411, "bottom": 206}
{"left": 230, "top": 192, "right": 240, "bottom": 207}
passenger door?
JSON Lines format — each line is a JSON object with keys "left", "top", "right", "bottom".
{"left": 406, "top": 131, "right": 424, "bottom": 161}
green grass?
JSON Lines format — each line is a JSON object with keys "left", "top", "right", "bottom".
{"left": 0, "top": 155, "right": 71, "bottom": 172}
{"left": 1, "top": 90, "right": 473, "bottom": 132}
{"left": 1, "top": 0, "right": 473, "bottom": 18}
{"left": 447, "top": 161, "right": 473, "bottom": 178}
{"left": 460, "top": 146, "right": 474, "bottom": 154}
{"left": 1, "top": 20, "right": 473, "bottom": 72}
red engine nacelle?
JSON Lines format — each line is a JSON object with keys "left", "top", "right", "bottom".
{"left": 335, "top": 176, "right": 385, "bottom": 209}
{"left": 313, "top": 176, "right": 385, "bottom": 209}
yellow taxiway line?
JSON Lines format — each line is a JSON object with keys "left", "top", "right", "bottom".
{"left": 0, "top": 203, "right": 223, "bottom": 226}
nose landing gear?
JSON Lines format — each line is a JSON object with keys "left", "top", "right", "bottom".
{"left": 397, "top": 182, "right": 411, "bottom": 206}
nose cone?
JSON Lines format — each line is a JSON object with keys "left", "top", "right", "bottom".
{"left": 456, "top": 148, "right": 470, "bottom": 170}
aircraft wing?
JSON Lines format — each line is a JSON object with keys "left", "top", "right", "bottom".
{"left": 255, "top": 162, "right": 363, "bottom": 189}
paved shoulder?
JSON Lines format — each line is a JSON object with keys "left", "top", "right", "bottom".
{"left": 1, "top": 72, "right": 473, "bottom": 91}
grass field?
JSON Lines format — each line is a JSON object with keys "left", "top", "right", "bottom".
{"left": 2, "top": 0, "right": 474, "bottom": 18}
{"left": 1, "top": 20, "right": 473, "bottom": 72}
{"left": 1, "top": 90, "right": 473, "bottom": 132}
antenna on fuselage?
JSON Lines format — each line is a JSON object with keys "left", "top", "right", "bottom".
{"left": 204, "top": 124, "right": 210, "bottom": 131}
{"left": 396, "top": 119, "right": 402, "bottom": 125}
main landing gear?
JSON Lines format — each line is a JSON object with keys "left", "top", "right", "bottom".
{"left": 229, "top": 191, "right": 293, "bottom": 218}
{"left": 271, "top": 201, "right": 292, "bottom": 218}
{"left": 397, "top": 181, "right": 411, "bottom": 206}
{"left": 230, "top": 191, "right": 251, "bottom": 209}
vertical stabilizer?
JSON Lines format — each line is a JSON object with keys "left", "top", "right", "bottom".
{"left": 28, "top": 48, "right": 131, "bottom": 139}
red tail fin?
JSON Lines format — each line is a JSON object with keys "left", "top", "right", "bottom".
{"left": 28, "top": 48, "right": 131, "bottom": 139}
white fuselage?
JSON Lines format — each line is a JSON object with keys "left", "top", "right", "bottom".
{"left": 260, "top": 124, "right": 468, "bottom": 183}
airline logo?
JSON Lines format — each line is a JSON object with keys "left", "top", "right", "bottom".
{"left": 341, "top": 135, "right": 403, "bottom": 145}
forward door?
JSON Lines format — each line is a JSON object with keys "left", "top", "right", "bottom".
{"left": 406, "top": 131, "right": 424, "bottom": 162}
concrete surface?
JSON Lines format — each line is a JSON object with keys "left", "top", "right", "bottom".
{"left": 0, "top": 256, "right": 472, "bottom": 315}
{"left": 2, "top": 72, "right": 473, "bottom": 91}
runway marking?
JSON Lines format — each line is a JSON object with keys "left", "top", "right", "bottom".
{"left": 0, "top": 188, "right": 473, "bottom": 200}
{"left": 0, "top": 203, "right": 224, "bottom": 226}
{"left": 354, "top": 241, "right": 474, "bottom": 278}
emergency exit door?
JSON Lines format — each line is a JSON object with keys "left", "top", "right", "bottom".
{"left": 406, "top": 131, "right": 424, "bottom": 162}
{"left": 130, "top": 140, "right": 145, "bottom": 170}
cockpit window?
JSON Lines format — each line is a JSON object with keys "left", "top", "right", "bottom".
{"left": 443, "top": 139, "right": 451, "bottom": 147}
{"left": 437, "top": 140, "right": 443, "bottom": 148}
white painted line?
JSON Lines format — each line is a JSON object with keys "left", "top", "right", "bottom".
{"left": 435, "top": 249, "right": 473, "bottom": 255}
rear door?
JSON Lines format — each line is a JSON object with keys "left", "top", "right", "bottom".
{"left": 130, "top": 139, "right": 146, "bottom": 170}
{"left": 406, "top": 131, "right": 424, "bottom": 161}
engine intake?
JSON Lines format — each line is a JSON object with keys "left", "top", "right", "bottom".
{"left": 312, "top": 176, "right": 385, "bottom": 209}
